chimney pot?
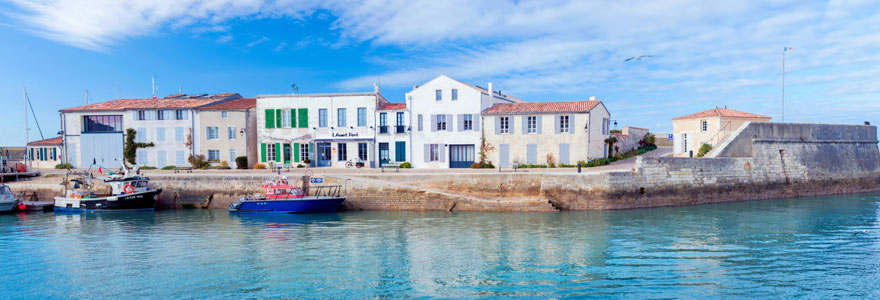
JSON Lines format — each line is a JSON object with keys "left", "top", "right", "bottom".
{"left": 413, "top": 85, "right": 418, "bottom": 90}
{"left": 488, "top": 82, "right": 494, "bottom": 97}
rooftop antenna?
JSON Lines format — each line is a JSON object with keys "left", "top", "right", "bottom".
{"left": 178, "top": 84, "right": 182, "bottom": 94}
{"left": 152, "top": 76, "right": 157, "bottom": 99}
{"left": 84, "top": 90, "right": 89, "bottom": 104}
{"left": 291, "top": 83, "right": 298, "bottom": 94}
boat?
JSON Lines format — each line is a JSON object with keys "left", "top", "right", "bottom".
{"left": 0, "top": 184, "right": 21, "bottom": 212}
{"left": 229, "top": 176, "right": 345, "bottom": 213}
{"left": 54, "top": 162, "right": 161, "bottom": 211}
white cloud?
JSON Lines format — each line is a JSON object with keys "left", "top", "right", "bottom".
{"left": 216, "top": 34, "right": 233, "bottom": 43}
{"left": 246, "top": 36, "right": 269, "bottom": 47}
{"left": 274, "top": 42, "right": 287, "bottom": 52}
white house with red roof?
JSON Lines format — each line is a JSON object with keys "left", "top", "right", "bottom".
{"left": 59, "top": 93, "right": 242, "bottom": 168}
{"left": 407, "top": 75, "right": 523, "bottom": 168}
{"left": 26, "top": 136, "right": 63, "bottom": 169}
{"left": 672, "top": 107, "right": 771, "bottom": 157}
{"left": 482, "top": 98, "right": 611, "bottom": 167}
{"left": 376, "top": 101, "right": 410, "bottom": 165}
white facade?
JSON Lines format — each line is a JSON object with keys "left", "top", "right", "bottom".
{"left": 407, "top": 75, "right": 522, "bottom": 168}
{"left": 130, "top": 108, "right": 195, "bottom": 168}
{"left": 257, "top": 88, "right": 397, "bottom": 168}
{"left": 375, "top": 106, "right": 410, "bottom": 165}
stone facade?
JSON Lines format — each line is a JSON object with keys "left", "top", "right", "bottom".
{"left": 196, "top": 100, "right": 257, "bottom": 168}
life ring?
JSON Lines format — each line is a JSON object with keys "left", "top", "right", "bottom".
{"left": 123, "top": 184, "right": 135, "bottom": 194}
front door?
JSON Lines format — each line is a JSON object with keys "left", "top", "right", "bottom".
{"left": 283, "top": 144, "right": 291, "bottom": 165}
{"left": 449, "top": 145, "right": 475, "bottom": 168}
{"left": 499, "top": 144, "right": 510, "bottom": 168}
{"left": 317, "top": 143, "right": 332, "bottom": 167}
{"left": 379, "top": 143, "right": 390, "bottom": 165}
{"left": 395, "top": 141, "right": 406, "bottom": 162}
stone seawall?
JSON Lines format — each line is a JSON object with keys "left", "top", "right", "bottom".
{"left": 8, "top": 123, "right": 879, "bottom": 212}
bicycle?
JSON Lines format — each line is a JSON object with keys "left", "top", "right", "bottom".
{"left": 345, "top": 158, "right": 364, "bottom": 168}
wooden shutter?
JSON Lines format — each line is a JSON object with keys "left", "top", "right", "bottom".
{"left": 275, "top": 109, "right": 282, "bottom": 128}
{"left": 298, "top": 108, "right": 308, "bottom": 128}
{"left": 290, "top": 109, "right": 296, "bottom": 128}
{"left": 265, "top": 109, "right": 275, "bottom": 129}
{"left": 260, "top": 143, "right": 267, "bottom": 162}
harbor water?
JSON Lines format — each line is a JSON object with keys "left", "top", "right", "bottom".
{"left": 1, "top": 194, "right": 879, "bottom": 299}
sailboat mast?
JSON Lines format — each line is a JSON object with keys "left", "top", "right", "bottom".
{"left": 23, "top": 87, "right": 28, "bottom": 168}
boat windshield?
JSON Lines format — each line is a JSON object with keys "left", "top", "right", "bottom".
{"left": 0, "top": 186, "right": 10, "bottom": 195}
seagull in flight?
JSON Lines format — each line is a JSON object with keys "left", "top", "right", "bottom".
{"left": 625, "top": 55, "right": 653, "bottom": 62}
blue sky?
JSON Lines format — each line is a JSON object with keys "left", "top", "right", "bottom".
{"left": 1, "top": 0, "right": 879, "bottom": 146}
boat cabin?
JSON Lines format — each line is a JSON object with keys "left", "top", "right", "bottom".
{"left": 0, "top": 185, "right": 13, "bottom": 202}
{"left": 107, "top": 178, "right": 151, "bottom": 195}
{"left": 261, "top": 182, "right": 305, "bottom": 200}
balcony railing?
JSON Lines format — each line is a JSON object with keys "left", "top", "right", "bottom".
{"left": 395, "top": 125, "right": 406, "bottom": 134}
{"left": 379, "top": 126, "right": 389, "bottom": 134}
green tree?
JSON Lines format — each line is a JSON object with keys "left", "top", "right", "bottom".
{"left": 124, "top": 128, "right": 154, "bottom": 164}
{"left": 604, "top": 136, "right": 618, "bottom": 158}
{"left": 643, "top": 132, "right": 656, "bottom": 147}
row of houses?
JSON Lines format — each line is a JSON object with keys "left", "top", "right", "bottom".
{"left": 32, "top": 75, "right": 623, "bottom": 169}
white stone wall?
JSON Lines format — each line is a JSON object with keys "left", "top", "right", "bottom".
{"left": 375, "top": 109, "right": 409, "bottom": 165}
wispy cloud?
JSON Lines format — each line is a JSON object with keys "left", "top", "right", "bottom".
{"left": 246, "top": 36, "right": 269, "bottom": 47}
{"left": 216, "top": 34, "right": 233, "bottom": 44}
{"left": 274, "top": 42, "right": 287, "bottom": 52}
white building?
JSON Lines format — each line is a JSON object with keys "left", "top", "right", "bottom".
{"left": 483, "top": 99, "right": 611, "bottom": 167}
{"left": 407, "top": 75, "right": 523, "bottom": 168}
{"left": 376, "top": 101, "right": 410, "bottom": 165}
{"left": 59, "top": 93, "right": 241, "bottom": 168}
{"left": 256, "top": 85, "right": 404, "bottom": 168}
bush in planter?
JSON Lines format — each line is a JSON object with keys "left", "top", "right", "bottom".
{"left": 254, "top": 163, "right": 267, "bottom": 169}
{"left": 54, "top": 163, "right": 73, "bottom": 169}
{"left": 161, "top": 166, "right": 176, "bottom": 170}
{"left": 399, "top": 162, "right": 412, "bottom": 168}
{"left": 235, "top": 156, "right": 248, "bottom": 169}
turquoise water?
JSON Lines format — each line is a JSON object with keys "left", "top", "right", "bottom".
{"left": 1, "top": 194, "right": 879, "bottom": 299}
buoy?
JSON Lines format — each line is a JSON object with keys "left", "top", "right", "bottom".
{"left": 123, "top": 184, "right": 135, "bottom": 194}
{"left": 17, "top": 203, "right": 26, "bottom": 211}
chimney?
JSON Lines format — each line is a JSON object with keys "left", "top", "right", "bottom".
{"left": 374, "top": 82, "right": 380, "bottom": 94}
{"left": 589, "top": 96, "right": 597, "bottom": 101}
{"left": 488, "top": 82, "right": 493, "bottom": 97}
{"left": 413, "top": 85, "right": 419, "bottom": 90}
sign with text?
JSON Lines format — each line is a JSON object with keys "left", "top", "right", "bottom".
{"left": 310, "top": 177, "right": 324, "bottom": 184}
{"left": 668, "top": 134, "right": 673, "bottom": 140}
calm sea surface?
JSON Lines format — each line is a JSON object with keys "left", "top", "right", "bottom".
{"left": 1, "top": 194, "right": 879, "bottom": 299}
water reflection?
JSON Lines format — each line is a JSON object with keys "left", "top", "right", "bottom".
{"left": 0, "top": 194, "right": 878, "bottom": 299}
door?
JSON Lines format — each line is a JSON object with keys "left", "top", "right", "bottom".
{"left": 499, "top": 144, "right": 510, "bottom": 168}
{"left": 283, "top": 144, "right": 291, "bottom": 165}
{"left": 379, "top": 143, "right": 390, "bottom": 165}
{"left": 395, "top": 141, "right": 406, "bottom": 162}
{"left": 317, "top": 143, "right": 331, "bottom": 167}
{"left": 449, "top": 145, "right": 475, "bottom": 168}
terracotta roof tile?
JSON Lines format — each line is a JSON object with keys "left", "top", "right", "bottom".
{"left": 378, "top": 102, "right": 406, "bottom": 110}
{"left": 60, "top": 93, "right": 241, "bottom": 112}
{"left": 27, "top": 136, "right": 62, "bottom": 146}
{"left": 483, "top": 100, "right": 601, "bottom": 115}
{"left": 199, "top": 98, "right": 256, "bottom": 110}
{"left": 672, "top": 108, "right": 772, "bottom": 121}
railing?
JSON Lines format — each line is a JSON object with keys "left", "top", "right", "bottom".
{"left": 708, "top": 121, "right": 733, "bottom": 145}
{"left": 395, "top": 125, "right": 406, "bottom": 134}
{"left": 307, "top": 185, "right": 342, "bottom": 198}
{"left": 379, "top": 126, "right": 389, "bottom": 134}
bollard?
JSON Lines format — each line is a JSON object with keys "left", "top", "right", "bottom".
{"left": 577, "top": 163, "right": 581, "bottom": 173}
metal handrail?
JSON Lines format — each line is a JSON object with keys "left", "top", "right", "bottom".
{"left": 307, "top": 185, "right": 342, "bottom": 198}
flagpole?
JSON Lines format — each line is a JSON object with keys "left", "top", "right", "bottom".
{"left": 782, "top": 47, "right": 785, "bottom": 123}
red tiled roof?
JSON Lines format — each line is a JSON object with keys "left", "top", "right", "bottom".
{"left": 199, "top": 98, "right": 255, "bottom": 110}
{"left": 27, "top": 136, "right": 62, "bottom": 146}
{"left": 378, "top": 102, "right": 406, "bottom": 110}
{"left": 483, "top": 100, "right": 601, "bottom": 115}
{"left": 672, "top": 108, "right": 772, "bottom": 121}
{"left": 60, "top": 93, "right": 241, "bottom": 112}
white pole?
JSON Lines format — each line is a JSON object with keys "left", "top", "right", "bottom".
{"left": 782, "top": 49, "right": 785, "bottom": 123}
{"left": 23, "top": 87, "right": 29, "bottom": 170}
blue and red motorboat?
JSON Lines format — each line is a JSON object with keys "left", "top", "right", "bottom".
{"left": 228, "top": 178, "right": 345, "bottom": 213}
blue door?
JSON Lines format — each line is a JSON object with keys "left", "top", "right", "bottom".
{"left": 379, "top": 143, "right": 390, "bottom": 165}
{"left": 317, "top": 143, "right": 331, "bottom": 167}
{"left": 449, "top": 145, "right": 474, "bottom": 168}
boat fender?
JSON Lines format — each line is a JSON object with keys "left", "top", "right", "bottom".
{"left": 123, "top": 184, "right": 135, "bottom": 194}
{"left": 17, "top": 203, "right": 26, "bottom": 211}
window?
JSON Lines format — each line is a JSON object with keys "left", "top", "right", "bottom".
{"left": 338, "top": 108, "right": 347, "bottom": 127}
{"left": 208, "top": 150, "right": 220, "bottom": 161}
{"left": 282, "top": 110, "right": 292, "bottom": 128}
{"left": 396, "top": 112, "right": 405, "bottom": 133}
{"left": 701, "top": 120, "right": 708, "bottom": 132}
{"left": 82, "top": 115, "right": 122, "bottom": 133}
{"left": 358, "top": 143, "right": 368, "bottom": 161}
{"left": 319, "top": 109, "right": 328, "bottom": 127}
{"left": 338, "top": 143, "right": 347, "bottom": 161}
{"left": 267, "top": 144, "right": 276, "bottom": 161}
{"left": 357, "top": 107, "right": 367, "bottom": 126}
{"left": 435, "top": 89, "right": 442, "bottom": 101}
{"left": 136, "top": 128, "right": 146, "bottom": 142}
{"left": 176, "top": 110, "right": 185, "bottom": 120}
{"left": 560, "top": 115, "right": 570, "bottom": 133}
{"left": 418, "top": 114, "right": 423, "bottom": 131}
{"left": 229, "top": 149, "right": 236, "bottom": 162}
{"left": 207, "top": 126, "right": 219, "bottom": 140}
{"left": 437, "top": 115, "right": 447, "bottom": 131}
{"left": 452, "top": 89, "right": 458, "bottom": 101}
{"left": 500, "top": 117, "right": 510, "bottom": 134}
{"left": 379, "top": 143, "right": 390, "bottom": 163}
{"left": 379, "top": 112, "right": 387, "bottom": 126}
{"left": 221, "top": 111, "right": 228, "bottom": 119}
{"left": 300, "top": 144, "right": 309, "bottom": 162}
{"left": 429, "top": 144, "right": 440, "bottom": 161}
{"left": 527, "top": 116, "right": 537, "bottom": 133}
{"left": 463, "top": 114, "right": 473, "bottom": 131}
{"left": 157, "top": 110, "right": 165, "bottom": 120}
{"left": 137, "top": 110, "right": 146, "bottom": 121}
{"left": 228, "top": 126, "right": 236, "bottom": 140}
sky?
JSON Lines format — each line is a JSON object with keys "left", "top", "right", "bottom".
{"left": 1, "top": 0, "right": 879, "bottom": 146}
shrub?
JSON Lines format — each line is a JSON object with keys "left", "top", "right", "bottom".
{"left": 214, "top": 165, "right": 231, "bottom": 170}
{"left": 140, "top": 166, "right": 157, "bottom": 170}
{"left": 296, "top": 164, "right": 305, "bottom": 168}
{"left": 518, "top": 164, "right": 548, "bottom": 168}
{"left": 254, "top": 163, "right": 267, "bottom": 169}
{"left": 220, "top": 161, "right": 229, "bottom": 168}
{"left": 613, "top": 154, "right": 625, "bottom": 161}
{"left": 235, "top": 156, "right": 248, "bottom": 169}
{"left": 161, "top": 166, "right": 176, "bottom": 170}
{"left": 54, "top": 163, "right": 73, "bottom": 169}
{"left": 558, "top": 163, "right": 577, "bottom": 168}
{"left": 188, "top": 155, "right": 210, "bottom": 169}
{"left": 576, "top": 160, "right": 588, "bottom": 166}
{"left": 471, "top": 161, "right": 495, "bottom": 169}
{"left": 697, "top": 144, "right": 713, "bottom": 157}
{"left": 400, "top": 162, "right": 412, "bottom": 168}
{"left": 123, "top": 128, "right": 154, "bottom": 164}
{"left": 546, "top": 153, "right": 556, "bottom": 168}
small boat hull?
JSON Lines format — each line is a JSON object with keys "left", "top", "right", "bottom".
{"left": 229, "top": 197, "right": 345, "bottom": 213}
{"left": 54, "top": 189, "right": 161, "bottom": 212}
{"left": 0, "top": 200, "right": 16, "bottom": 212}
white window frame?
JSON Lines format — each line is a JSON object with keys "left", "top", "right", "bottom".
{"left": 527, "top": 116, "right": 537, "bottom": 133}
{"left": 267, "top": 144, "right": 276, "bottom": 161}
{"left": 207, "top": 126, "right": 219, "bottom": 140}
{"left": 175, "top": 110, "right": 185, "bottom": 120}
{"left": 282, "top": 110, "right": 292, "bottom": 128}
{"left": 137, "top": 110, "right": 146, "bottom": 121}
{"left": 207, "top": 150, "right": 220, "bottom": 161}
{"left": 338, "top": 143, "right": 347, "bottom": 161}
{"left": 429, "top": 144, "right": 440, "bottom": 162}
{"left": 338, "top": 108, "right": 347, "bottom": 127}
{"left": 300, "top": 144, "right": 309, "bottom": 162}
{"left": 157, "top": 110, "right": 164, "bottom": 120}
{"left": 221, "top": 111, "right": 228, "bottom": 119}
{"left": 319, "top": 109, "right": 328, "bottom": 127}
{"left": 560, "top": 115, "right": 570, "bottom": 133}
{"left": 463, "top": 114, "right": 473, "bottom": 130}
{"left": 357, "top": 107, "right": 367, "bottom": 126}
{"left": 358, "top": 143, "right": 368, "bottom": 161}
{"left": 437, "top": 115, "right": 447, "bottom": 131}
{"left": 500, "top": 117, "right": 510, "bottom": 134}
{"left": 228, "top": 126, "right": 236, "bottom": 140}
{"left": 418, "top": 114, "right": 423, "bottom": 131}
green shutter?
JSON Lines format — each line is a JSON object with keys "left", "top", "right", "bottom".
{"left": 52, "top": 148, "right": 56, "bottom": 161}
{"left": 309, "top": 143, "right": 314, "bottom": 161}
{"left": 261, "top": 143, "right": 267, "bottom": 162}
{"left": 275, "top": 143, "right": 282, "bottom": 162}
{"left": 293, "top": 143, "right": 300, "bottom": 162}
{"left": 275, "top": 109, "right": 282, "bottom": 128}
{"left": 265, "top": 109, "right": 275, "bottom": 129}
{"left": 290, "top": 109, "right": 296, "bottom": 128}
{"left": 396, "top": 141, "right": 406, "bottom": 162}
{"left": 298, "top": 108, "right": 308, "bottom": 128}
{"left": 29, "top": 148, "right": 33, "bottom": 161}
